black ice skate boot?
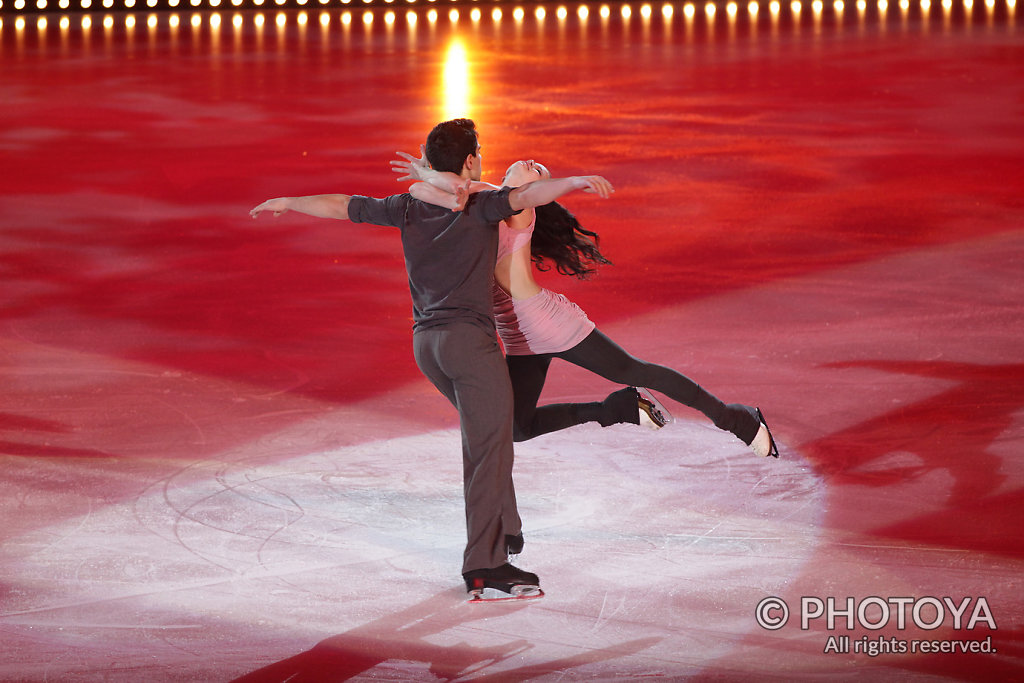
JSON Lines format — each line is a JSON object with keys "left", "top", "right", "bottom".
{"left": 463, "top": 563, "right": 543, "bottom": 602}
{"left": 506, "top": 532, "right": 524, "bottom": 557}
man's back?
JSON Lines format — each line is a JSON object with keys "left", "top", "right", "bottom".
{"left": 348, "top": 187, "right": 518, "bottom": 332}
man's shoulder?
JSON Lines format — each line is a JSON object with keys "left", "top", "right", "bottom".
{"left": 348, "top": 192, "right": 414, "bottom": 225}
{"left": 465, "top": 185, "right": 512, "bottom": 209}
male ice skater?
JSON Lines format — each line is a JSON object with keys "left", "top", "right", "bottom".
{"left": 250, "top": 119, "right": 613, "bottom": 599}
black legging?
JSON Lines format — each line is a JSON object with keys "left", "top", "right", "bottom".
{"left": 506, "top": 329, "right": 760, "bottom": 445}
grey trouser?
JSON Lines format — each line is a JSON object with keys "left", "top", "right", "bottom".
{"left": 413, "top": 321, "right": 521, "bottom": 574}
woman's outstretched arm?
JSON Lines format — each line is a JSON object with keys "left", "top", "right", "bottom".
{"left": 509, "top": 175, "right": 613, "bottom": 210}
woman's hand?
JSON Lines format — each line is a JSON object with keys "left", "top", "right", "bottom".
{"left": 574, "top": 175, "right": 614, "bottom": 198}
{"left": 391, "top": 144, "right": 430, "bottom": 182}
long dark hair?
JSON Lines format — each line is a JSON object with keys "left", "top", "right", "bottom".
{"left": 530, "top": 201, "right": 611, "bottom": 279}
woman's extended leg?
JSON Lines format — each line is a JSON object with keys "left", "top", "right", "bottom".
{"left": 557, "top": 329, "right": 762, "bottom": 445}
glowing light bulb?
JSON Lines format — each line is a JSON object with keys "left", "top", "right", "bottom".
{"left": 442, "top": 39, "right": 470, "bottom": 119}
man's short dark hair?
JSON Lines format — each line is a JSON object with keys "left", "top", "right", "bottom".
{"left": 425, "top": 118, "right": 479, "bottom": 174}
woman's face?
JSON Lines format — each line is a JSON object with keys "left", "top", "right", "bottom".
{"left": 503, "top": 160, "right": 551, "bottom": 187}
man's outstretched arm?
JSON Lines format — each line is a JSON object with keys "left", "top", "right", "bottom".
{"left": 250, "top": 194, "right": 352, "bottom": 220}
{"left": 508, "top": 176, "right": 613, "bottom": 211}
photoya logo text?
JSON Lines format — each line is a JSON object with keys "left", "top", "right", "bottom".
{"left": 755, "top": 596, "right": 997, "bottom": 631}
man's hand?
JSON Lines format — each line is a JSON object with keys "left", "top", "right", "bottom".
{"left": 249, "top": 194, "right": 351, "bottom": 221}
{"left": 391, "top": 144, "right": 430, "bottom": 182}
{"left": 250, "top": 197, "right": 291, "bottom": 218}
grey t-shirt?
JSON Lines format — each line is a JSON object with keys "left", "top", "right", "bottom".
{"left": 348, "top": 187, "right": 519, "bottom": 333}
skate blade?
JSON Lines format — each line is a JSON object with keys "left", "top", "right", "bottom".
{"left": 468, "top": 586, "right": 544, "bottom": 603}
{"left": 637, "top": 388, "right": 673, "bottom": 430}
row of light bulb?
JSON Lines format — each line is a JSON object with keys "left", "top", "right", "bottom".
{"left": 3, "top": 0, "right": 1013, "bottom": 33}
{"left": 1, "top": 0, "right": 1014, "bottom": 11}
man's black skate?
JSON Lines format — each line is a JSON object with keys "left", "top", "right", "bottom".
{"left": 463, "top": 563, "right": 543, "bottom": 602}
{"left": 506, "top": 532, "right": 524, "bottom": 557}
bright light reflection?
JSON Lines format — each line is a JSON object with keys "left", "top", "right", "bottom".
{"left": 749, "top": 0, "right": 759, "bottom": 14}
{"left": 442, "top": 39, "right": 470, "bottom": 120}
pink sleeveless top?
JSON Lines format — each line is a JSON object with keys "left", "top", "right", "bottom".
{"left": 493, "top": 218, "right": 595, "bottom": 355}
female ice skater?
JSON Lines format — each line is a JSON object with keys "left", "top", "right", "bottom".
{"left": 392, "top": 151, "right": 779, "bottom": 461}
